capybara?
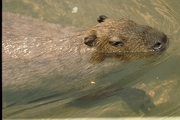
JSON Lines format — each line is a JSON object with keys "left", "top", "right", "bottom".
{"left": 2, "top": 13, "right": 168, "bottom": 117}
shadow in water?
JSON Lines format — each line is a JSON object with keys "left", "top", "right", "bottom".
{"left": 66, "top": 87, "right": 155, "bottom": 115}
{"left": 119, "top": 88, "right": 155, "bottom": 114}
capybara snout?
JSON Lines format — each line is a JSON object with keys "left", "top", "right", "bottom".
{"left": 141, "top": 27, "right": 168, "bottom": 52}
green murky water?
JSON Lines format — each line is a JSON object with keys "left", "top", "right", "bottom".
{"left": 2, "top": 0, "right": 180, "bottom": 118}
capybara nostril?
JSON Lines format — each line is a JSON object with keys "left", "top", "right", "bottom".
{"left": 153, "top": 34, "right": 168, "bottom": 51}
{"left": 153, "top": 42, "right": 162, "bottom": 51}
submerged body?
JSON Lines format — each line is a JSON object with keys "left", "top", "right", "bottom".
{"left": 2, "top": 13, "right": 169, "bottom": 118}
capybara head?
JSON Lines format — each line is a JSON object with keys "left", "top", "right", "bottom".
{"left": 84, "top": 15, "right": 169, "bottom": 62}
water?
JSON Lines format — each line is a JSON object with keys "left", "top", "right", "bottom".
{"left": 2, "top": 0, "right": 180, "bottom": 118}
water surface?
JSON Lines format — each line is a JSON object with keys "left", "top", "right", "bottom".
{"left": 2, "top": 0, "right": 180, "bottom": 118}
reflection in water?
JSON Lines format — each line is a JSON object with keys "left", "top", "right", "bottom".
{"left": 2, "top": 0, "right": 180, "bottom": 118}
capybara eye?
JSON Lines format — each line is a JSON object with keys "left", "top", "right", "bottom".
{"left": 97, "top": 15, "right": 108, "bottom": 23}
{"left": 84, "top": 35, "right": 97, "bottom": 47}
{"left": 109, "top": 41, "right": 124, "bottom": 47}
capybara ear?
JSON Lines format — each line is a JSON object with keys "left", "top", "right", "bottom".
{"left": 97, "top": 15, "right": 108, "bottom": 23}
{"left": 84, "top": 35, "right": 97, "bottom": 47}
